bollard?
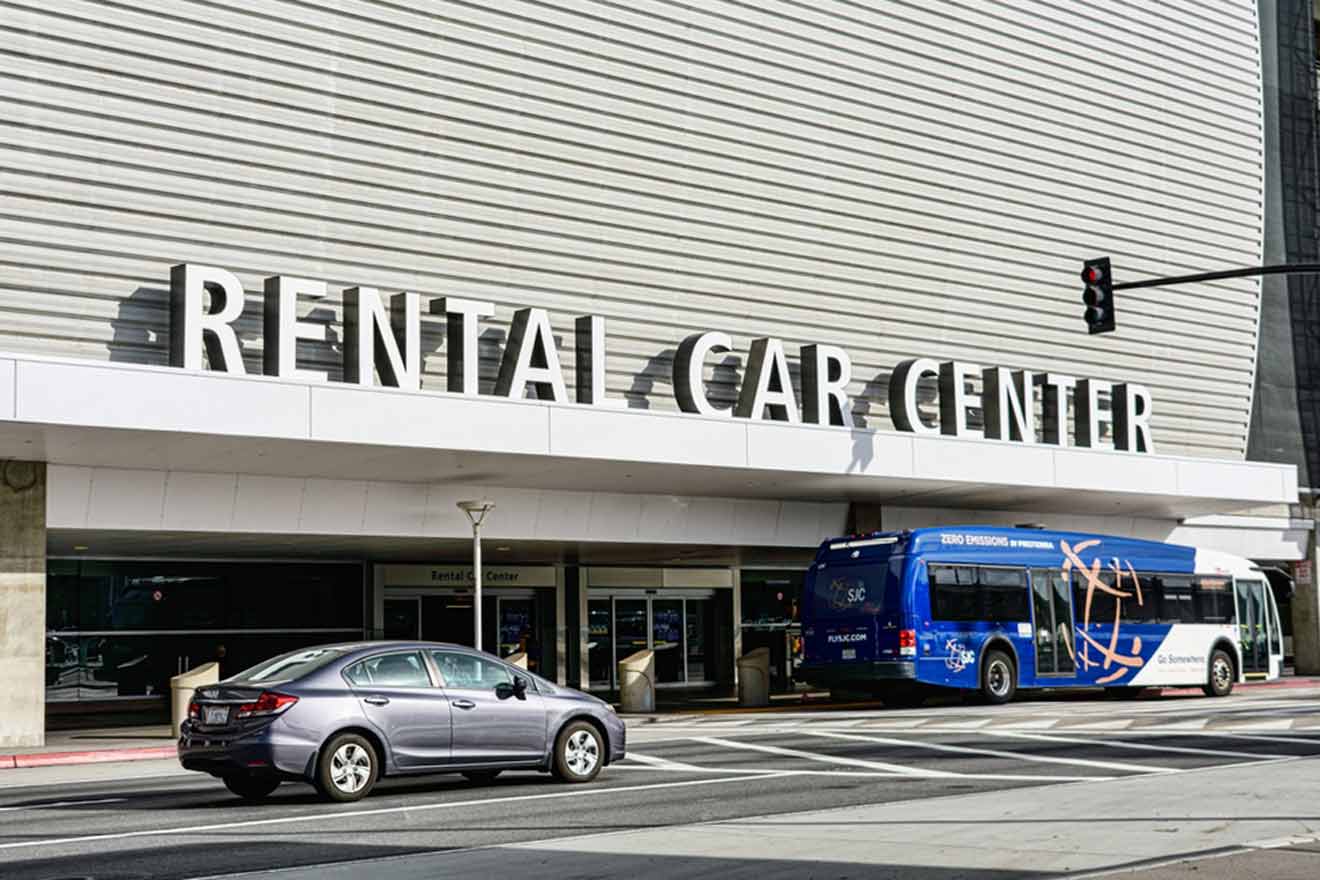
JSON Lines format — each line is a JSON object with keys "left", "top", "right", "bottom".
{"left": 505, "top": 651, "right": 529, "bottom": 670}
{"left": 618, "top": 649, "right": 656, "bottom": 713}
{"left": 736, "top": 647, "right": 771, "bottom": 707}
{"left": 170, "top": 661, "right": 220, "bottom": 738}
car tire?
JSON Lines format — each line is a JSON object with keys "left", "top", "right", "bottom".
{"left": 461, "top": 769, "right": 502, "bottom": 784}
{"left": 1202, "top": 648, "right": 1235, "bottom": 698}
{"left": 222, "top": 775, "right": 280, "bottom": 801}
{"left": 552, "top": 721, "right": 604, "bottom": 784}
{"left": 980, "top": 649, "right": 1016, "bottom": 705}
{"left": 315, "top": 732, "right": 380, "bottom": 803}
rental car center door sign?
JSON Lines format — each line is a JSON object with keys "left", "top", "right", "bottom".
{"left": 168, "top": 263, "right": 1155, "bottom": 453}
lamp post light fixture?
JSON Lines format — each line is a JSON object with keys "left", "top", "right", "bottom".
{"left": 457, "top": 499, "right": 495, "bottom": 652}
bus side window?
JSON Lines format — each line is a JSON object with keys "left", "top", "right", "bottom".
{"left": 1158, "top": 575, "right": 1196, "bottom": 624}
{"left": 1194, "top": 577, "right": 1233, "bottom": 623}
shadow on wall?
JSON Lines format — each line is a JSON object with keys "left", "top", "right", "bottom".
{"left": 108, "top": 285, "right": 172, "bottom": 366}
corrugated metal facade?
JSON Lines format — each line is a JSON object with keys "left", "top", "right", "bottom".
{"left": 0, "top": 0, "right": 1264, "bottom": 459}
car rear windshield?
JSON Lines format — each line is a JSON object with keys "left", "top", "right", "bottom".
{"left": 227, "top": 647, "right": 348, "bottom": 685}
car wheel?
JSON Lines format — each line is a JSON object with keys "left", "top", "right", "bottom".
{"left": 980, "top": 650, "right": 1016, "bottom": 705}
{"left": 316, "top": 733, "right": 379, "bottom": 803}
{"left": 461, "top": 769, "right": 502, "bottom": 784}
{"left": 222, "top": 775, "right": 280, "bottom": 801}
{"left": 1202, "top": 649, "right": 1235, "bottom": 698}
{"left": 552, "top": 721, "right": 603, "bottom": 784}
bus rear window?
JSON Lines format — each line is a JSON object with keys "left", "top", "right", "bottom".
{"left": 806, "top": 557, "right": 896, "bottom": 619}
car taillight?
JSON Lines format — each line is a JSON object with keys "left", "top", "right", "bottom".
{"left": 899, "top": 630, "right": 917, "bottom": 648}
{"left": 187, "top": 701, "right": 200, "bottom": 720}
{"left": 235, "top": 692, "right": 298, "bottom": 719}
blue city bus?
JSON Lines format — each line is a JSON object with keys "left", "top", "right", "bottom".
{"left": 798, "top": 526, "right": 1283, "bottom": 706}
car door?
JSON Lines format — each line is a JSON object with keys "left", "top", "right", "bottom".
{"left": 344, "top": 650, "right": 452, "bottom": 769}
{"left": 428, "top": 649, "right": 547, "bottom": 764}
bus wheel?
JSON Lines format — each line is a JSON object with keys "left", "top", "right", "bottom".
{"left": 980, "top": 650, "right": 1016, "bottom": 705}
{"left": 1202, "top": 649, "right": 1235, "bottom": 698}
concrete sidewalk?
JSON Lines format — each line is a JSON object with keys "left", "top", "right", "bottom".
{"left": 0, "top": 725, "right": 175, "bottom": 769}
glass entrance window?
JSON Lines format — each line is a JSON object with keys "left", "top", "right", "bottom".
{"left": 590, "top": 593, "right": 724, "bottom": 689}
{"left": 686, "top": 598, "right": 711, "bottom": 683}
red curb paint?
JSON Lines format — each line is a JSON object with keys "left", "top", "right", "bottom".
{"left": 1, "top": 745, "right": 176, "bottom": 770}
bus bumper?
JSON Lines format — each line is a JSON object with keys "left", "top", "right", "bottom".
{"left": 798, "top": 660, "right": 916, "bottom": 689}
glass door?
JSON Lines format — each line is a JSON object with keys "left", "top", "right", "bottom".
{"left": 1029, "top": 569, "right": 1075, "bottom": 676}
{"left": 497, "top": 597, "right": 535, "bottom": 658}
{"left": 383, "top": 598, "right": 420, "bottom": 640}
{"left": 1236, "top": 579, "right": 1269, "bottom": 676}
{"left": 613, "top": 599, "right": 649, "bottom": 678}
{"left": 588, "top": 600, "right": 614, "bottom": 688}
{"left": 652, "top": 599, "right": 685, "bottom": 683}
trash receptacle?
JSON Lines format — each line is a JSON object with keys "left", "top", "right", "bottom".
{"left": 505, "top": 651, "right": 529, "bottom": 670}
{"left": 737, "top": 647, "right": 771, "bottom": 707}
{"left": 170, "top": 662, "right": 220, "bottom": 738}
{"left": 618, "top": 649, "right": 655, "bottom": 713}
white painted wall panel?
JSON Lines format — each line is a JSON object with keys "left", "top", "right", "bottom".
{"left": 0, "top": 0, "right": 1265, "bottom": 462}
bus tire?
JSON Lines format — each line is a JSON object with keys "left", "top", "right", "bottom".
{"left": 1202, "top": 649, "right": 1235, "bottom": 698}
{"left": 980, "top": 649, "right": 1016, "bottom": 705}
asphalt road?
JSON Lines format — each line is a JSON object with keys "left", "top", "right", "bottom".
{"left": 3, "top": 689, "right": 1320, "bottom": 879}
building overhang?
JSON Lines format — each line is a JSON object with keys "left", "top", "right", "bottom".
{"left": 0, "top": 353, "right": 1298, "bottom": 520}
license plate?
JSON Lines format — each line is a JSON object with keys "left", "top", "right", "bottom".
{"left": 842, "top": 648, "right": 856, "bottom": 660}
{"left": 203, "top": 706, "right": 229, "bottom": 726}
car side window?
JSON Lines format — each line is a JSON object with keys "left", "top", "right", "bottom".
{"left": 343, "top": 651, "right": 432, "bottom": 688}
{"left": 430, "top": 650, "right": 516, "bottom": 692}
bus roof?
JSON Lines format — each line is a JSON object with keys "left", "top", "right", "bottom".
{"left": 815, "top": 525, "right": 1257, "bottom": 579}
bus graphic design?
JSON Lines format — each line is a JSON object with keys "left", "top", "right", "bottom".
{"left": 1061, "top": 539, "right": 1146, "bottom": 685}
{"left": 944, "top": 639, "right": 976, "bottom": 673}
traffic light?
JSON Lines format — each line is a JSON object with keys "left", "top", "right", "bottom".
{"left": 1081, "top": 256, "right": 1115, "bottom": 334}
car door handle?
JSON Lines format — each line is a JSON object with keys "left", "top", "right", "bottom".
{"left": 452, "top": 699, "right": 476, "bottom": 710}
{"left": 363, "top": 696, "right": 390, "bottom": 706}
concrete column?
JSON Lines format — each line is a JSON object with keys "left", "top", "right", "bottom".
{"left": 1292, "top": 503, "right": 1320, "bottom": 674}
{"left": 0, "top": 461, "right": 46, "bottom": 747}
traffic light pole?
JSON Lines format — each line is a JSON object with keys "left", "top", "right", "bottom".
{"left": 1111, "top": 262, "right": 1320, "bottom": 291}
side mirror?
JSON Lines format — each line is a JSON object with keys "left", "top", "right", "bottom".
{"left": 512, "top": 677, "right": 528, "bottom": 700}
{"left": 495, "top": 678, "right": 528, "bottom": 701}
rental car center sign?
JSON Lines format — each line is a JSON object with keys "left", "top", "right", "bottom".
{"left": 168, "top": 263, "right": 1155, "bottom": 453}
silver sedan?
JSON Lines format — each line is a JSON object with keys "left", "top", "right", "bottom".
{"left": 178, "top": 641, "right": 626, "bottom": 802}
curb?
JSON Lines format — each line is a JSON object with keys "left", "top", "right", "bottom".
{"left": 0, "top": 745, "right": 177, "bottom": 770}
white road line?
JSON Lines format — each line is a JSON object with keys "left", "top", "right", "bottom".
{"left": 801, "top": 730, "right": 1177, "bottom": 775}
{"left": 1177, "top": 730, "right": 1320, "bottom": 746}
{"left": 623, "top": 753, "right": 708, "bottom": 772}
{"left": 0, "top": 772, "right": 791, "bottom": 853}
{"left": 692, "top": 736, "right": 955, "bottom": 777}
{"left": 983, "top": 731, "right": 1288, "bottom": 761}
{"left": 0, "top": 797, "right": 126, "bottom": 813}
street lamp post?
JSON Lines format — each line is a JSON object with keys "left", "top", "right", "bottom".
{"left": 457, "top": 499, "right": 495, "bottom": 653}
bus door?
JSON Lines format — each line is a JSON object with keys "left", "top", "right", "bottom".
{"left": 1029, "top": 569, "right": 1076, "bottom": 679}
{"left": 1235, "top": 579, "right": 1270, "bottom": 678}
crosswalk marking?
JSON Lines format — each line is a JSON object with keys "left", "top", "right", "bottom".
{"left": 982, "top": 730, "right": 1289, "bottom": 761}
{"left": 690, "top": 736, "right": 953, "bottom": 777}
{"left": 800, "top": 730, "right": 1178, "bottom": 775}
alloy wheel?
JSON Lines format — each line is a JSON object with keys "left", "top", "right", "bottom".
{"left": 331, "top": 742, "right": 372, "bottom": 794}
{"left": 564, "top": 729, "right": 600, "bottom": 777}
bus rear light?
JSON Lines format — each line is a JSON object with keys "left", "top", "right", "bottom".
{"left": 899, "top": 629, "right": 917, "bottom": 656}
